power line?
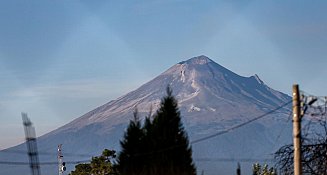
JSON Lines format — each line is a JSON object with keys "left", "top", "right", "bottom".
{"left": 0, "top": 157, "right": 276, "bottom": 165}
{"left": 0, "top": 160, "right": 90, "bottom": 165}
{"left": 0, "top": 149, "right": 95, "bottom": 158}
{"left": 269, "top": 110, "right": 293, "bottom": 154}
{"left": 275, "top": 110, "right": 292, "bottom": 142}
{"left": 0, "top": 161, "right": 30, "bottom": 165}
{"left": 191, "top": 100, "right": 292, "bottom": 144}
{"left": 195, "top": 157, "right": 274, "bottom": 163}
{"left": 40, "top": 160, "right": 90, "bottom": 165}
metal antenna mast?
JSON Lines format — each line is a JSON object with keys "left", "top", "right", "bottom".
{"left": 22, "top": 113, "right": 41, "bottom": 175}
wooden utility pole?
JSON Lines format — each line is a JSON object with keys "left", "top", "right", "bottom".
{"left": 293, "top": 84, "right": 302, "bottom": 175}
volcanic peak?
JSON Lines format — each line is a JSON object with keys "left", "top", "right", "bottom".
{"left": 179, "top": 55, "right": 212, "bottom": 65}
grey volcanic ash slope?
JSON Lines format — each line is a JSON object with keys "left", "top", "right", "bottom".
{"left": 0, "top": 55, "right": 291, "bottom": 175}
{"left": 55, "top": 55, "right": 289, "bottom": 130}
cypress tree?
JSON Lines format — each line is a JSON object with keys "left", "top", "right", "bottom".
{"left": 141, "top": 116, "right": 155, "bottom": 175}
{"left": 117, "top": 109, "right": 144, "bottom": 175}
{"left": 118, "top": 87, "right": 196, "bottom": 175}
{"left": 150, "top": 87, "right": 196, "bottom": 175}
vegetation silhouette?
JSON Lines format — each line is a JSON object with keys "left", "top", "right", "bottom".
{"left": 69, "top": 149, "right": 117, "bottom": 175}
{"left": 117, "top": 87, "right": 196, "bottom": 175}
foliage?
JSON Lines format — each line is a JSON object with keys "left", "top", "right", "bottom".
{"left": 117, "top": 87, "right": 196, "bottom": 175}
{"left": 117, "top": 109, "right": 145, "bottom": 175}
{"left": 275, "top": 114, "right": 327, "bottom": 175}
{"left": 69, "top": 163, "right": 91, "bottom": 175}
{"left": 252, "top": 163, "right": 277, "bottom": 175}
{"left": 70, "top": 149, "right": 117, "bottom": 175}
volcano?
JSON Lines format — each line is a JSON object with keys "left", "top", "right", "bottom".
{"left": 0, "top": 55, "right": 292, "bottom": 175}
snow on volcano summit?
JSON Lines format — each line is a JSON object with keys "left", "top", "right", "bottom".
{"left": 50, "top": 55, "right": 290, "bottom": 132}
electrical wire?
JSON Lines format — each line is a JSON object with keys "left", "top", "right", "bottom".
{"left": 194, "top": 157, "right": 274, "bottom": 163}
{"left": 0, "top": 160, "right": 90, "bottom": 165}
{"left": 191, "top": 100, "right": 292, "bottom": 144}
{"left": 0, "top": 149, "right": 94, "bottom": 158}
{"left": 269, "top": 110, "right": 293, "bottom": 154}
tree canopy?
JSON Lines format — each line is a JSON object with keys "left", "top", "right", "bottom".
{"left": 69, "top": 149, "right": 117, "bottom": 175}
{"left": 252, "top": 163, "right": 277, "bottom": 175}
{"left": 117, "top": 87, "right": 196, "bottom": 175}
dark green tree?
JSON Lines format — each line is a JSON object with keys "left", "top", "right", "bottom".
{"left": 69, "top": 149, "right": 117, "bottom": 175}
{"left": 149, "top": 87, "right": 196, "bottom": 175}
{"left": 117, "top": 109, "right": 145, "bottom": 175}
{"left": 117, "top": 87, "right": 196, "bottom": 175}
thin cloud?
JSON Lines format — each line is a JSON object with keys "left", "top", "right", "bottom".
{"left": 9, "top": 79, "right": 126, "bottom": 99}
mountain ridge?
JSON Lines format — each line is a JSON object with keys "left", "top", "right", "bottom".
{"left": 48, "top": 55, "right": 289, "bottom": 134}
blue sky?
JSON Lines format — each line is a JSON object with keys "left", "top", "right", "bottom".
{"left": 0, "top": 0, "right": 326, "bottom": 149}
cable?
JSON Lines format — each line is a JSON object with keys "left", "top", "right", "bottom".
{"left": 39, "top": 160, "right": 91, "bottom": 165}
{"left": 191, "top": 100, "right": 292, "bottom": 144}
{"left": 0, "top": 157, "right": 276, "bottom": 165}
{"left": 195, "top": 157, "right": 274, "bottom": 163}
{"left": 0, "top": 160, "right": 90, "bottom": 165}
{"left": 0, "top": 161, "right": 29, "bottom": 165}
{"left": 269, "top": 110, "right": 293, "bottom": 154}
{"left": 0, "top": 149, "right": 95, "bottom": 158}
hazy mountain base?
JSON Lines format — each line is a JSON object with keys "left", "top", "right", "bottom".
{"left": 0, "top": 113, "right": 292, "bottom": 175}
